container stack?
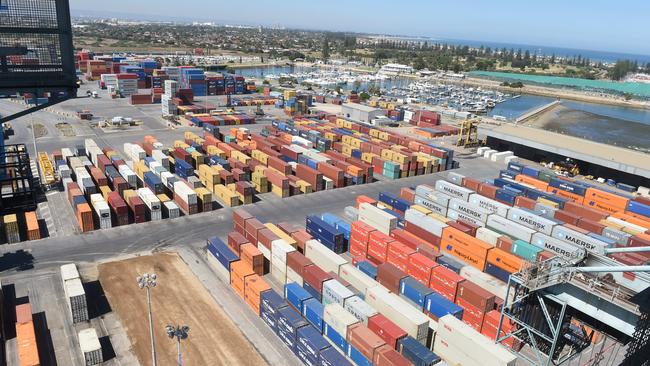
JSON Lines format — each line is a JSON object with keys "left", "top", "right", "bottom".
{"left": 162, "top": 80, "right": 179, "bottom": 116}
{"left": 78, "top": 328, "right": 103, "bottom": 365}
{"left": 137, "top": 188, "right": 162, "bottom": 221}
{"left": 61, "top": 263, "right": 89, "bottom": 323}
{"left": 16, "top": 303, "right": 40, "bottom": 366}
{"left": 3, "top": 214, "right": 20, "bottom": 243}
{"left": 90, "top": 193, "right": 112, "bottom": 229}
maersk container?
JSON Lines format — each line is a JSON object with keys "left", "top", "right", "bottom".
{"left": 627, "top": 200, "right": 650, "bottom": 218}
{"left": 356, "top": 261, "right": 378, "bottom": 280}
{"left": 602, "top": 227, "right": 631, "bottom": 246}
{"left": 339, "top": 264, "right": 378, "bottom": 295}
{"left": 531, "top": 233, "right": 585, "bottom": 259}
{"left": 359, "top": 203, "right": 397, "bottom": 235}
{"left": 399, "top": 277, "right": 433, "bottom": 310}
{"left": 449, "top": 198, "right": 490, "bottom": 223}
{"left": 322, "top": 279, "right": 354, "bottom": 307}
{"left": 434, "top": 180, "right": 472, "bottom": 201}
{"left": 398, "top": 336, "right": 441, "bottom": 366}
{"left": 305, "top": 240, "right": 347, "bottom": 274}
{"left": 507, "top": 206, "right": 557, "bottom": 236}
{"left": 415, "top": 185, "right": 451, "bottom": 207}
{"left": 587, "top": 233, "right": 616, "bottom": 247}
{"left": 344, "top": 296, "right": 377, "bottom": 325}
{"left": 319, "top": 346, "right": 354, "bottom": 366}
{"left": 302, "top": 298, "right": 325, "bottom": 333}
{"left": 447, "top": 209, "right": 486, "bottom": 228}
{"left": 261, "top": 289, "right": 288, "bottom": 333}
{"left": 511, "top": 240, "right": 543, "bottom": 261}
{"left": 552, "top": 225, "right": 609, "bottom": 254}
{"left": 468, "top": 193, "right": 510, "bottom": 217}
{"left": 285, "top": 282, "right": 313, "bottom": 312}
{"left": 366, "top": 286, "right": 429, "bottom": 344}
{"left": 487, "top": 214, "right": 535, "bottom": 243}
{"left": 296, "top": 325, "right": 331, "bottom": 366}
{"left": 278, "top": 306, "right": 309, "bottom": 351}
{"left": 414, "top": 196, "right": 448, "bottom": 216}
{"left": 424, "top": 292, "right": 463, "bottom": 320}
{"left": 405, "top": 209, "right": 447, "bottom": 237}
{"left": 346, "top": 343, "right": 372, "bottom": 366}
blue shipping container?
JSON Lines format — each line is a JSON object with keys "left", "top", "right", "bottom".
{"left": 356, "top": 261, "right": 377, "bottom": 279}
{"left": 499, "top": 170, "right": 518, "bottom": 180}
{"left": 507, "top": 162, "right": 524, "bottom": 173}
{"left": 206, "top": 237, "right": 239, "bottom": 272}
{"left": 522, "top": 166, "right": 540, "bottom": 178}
{"left": 296, "top": 326, "right": 331, "bottom": 366}
{"left": 485, "top": 263, "right": 510, "bottom": 283}
{"left": 302, "top": 298, "right": 325, "bottom": 333}
{"left": 319, "top": 347, "right": 354, "bottom": 366}
{"left": 324, "top": 323, "right": 348, "bottom": 351}
{"left": 285, "top": 282, "right": 313, "bottom": 313}
{"left": 627, "top": 201, "right": 650, "bottom": 218}
{"left": 303, "top": 281, "right": 322, "bottom": 302}
{"left": 436, "top": 254, "right": 464, "bottom": 273}
{"left": 398, "top": 336, "right": 441, "bottom": 366}
{"left": 495, "top": 189, "right": 517, "bottom": 205}
{"left": 399, "top": 277, "right": 432, "bottom": 310}
{"left": 346, "top": 343, "right": 372, "bottom": 366}
{"left": 548, "top": 178, "right": 587, "bottom": 196}
{"left": 424, "top": 292, "right": 463, "bottom": 320}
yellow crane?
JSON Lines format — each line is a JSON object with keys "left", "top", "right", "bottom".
{"left": 456, "top": 118, "right": 481, "bottom": 147}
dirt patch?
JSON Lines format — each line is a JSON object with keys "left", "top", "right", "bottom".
{"left": 99, "top": 252, "right": 268, "bottom": 366}
{"left": 55, "top": 122, "right": 76, "bottom": 137}
{"left": 27, "top": 123, "right": 48, "bottom": 138}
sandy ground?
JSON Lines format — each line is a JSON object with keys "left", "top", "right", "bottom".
{"left": 98, "top": 252, "right": 269, "bottom": 366}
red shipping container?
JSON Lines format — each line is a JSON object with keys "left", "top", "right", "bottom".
{"left": 417, "top": 244, "right": 442, "bottom": 262}
{"left": 515, "top": 196, "right": 537, "bottom": 211}
{"left": 391, "top": 229, "right": 431, "bottom": 251}
{"left": 245, "top": 218, "right": 266, "bottom": 245}
{"left": 349, "top": 237, "right": 368, "bottom": 258}
{"left": 386, "top": 241, "right": 415, "bottom": 272}
{"left": 356, "top": 195, "right": 377, "bottom": 209}
{"left": 351, "top": 221, "right": 376, "bottom": 242}
{"left": 228, "top": 231, "right": 250, "bottom": 256}
{"left": 563, "top": 201, "right": 608, "bottom": 222}
{"left": 456, "top": 297, "right": 486, "bottom": 332}
{"left": 291, "top": 229, "right": 312, "bottom": 254}
{"left": 347, "top": 323, "right": 386, "bottom": 361}
{"left": 429, "top": 265, "right": 464, "bottom": 302}
{"left": 462, "top": 177, "right": 481, "bottom": 192}
{"left": 373, "top": 345, "right": 412, "bottom": 366}
{"left": 128, "top": 196, "right": 146, "bottom": 223}
{"left": 447, "top": 221, "right": 472, "bottom": 235}
{"left": 286, "top": 252, "right": 313, "bottom": 276}
{"left": 576, "top": 218, "right": 605, "bottom": 234}
{"left": 456, "top": 280, "right": 495, "bottom": 312}
{"left": 496, "top": 236, "right": 513, "bottom": 252}
{"left": 482, "top": 310, "right": 516, "bottom": 348}
{"left": 107, "top": 191, "right": 129, "bottom": 226}
{"left": 554, "top": 210, "right": 581, "bottom": 226}
{"left": 404, "top": 221, "right": 441, "bottom": 249}
{"left": 478, "top": 183, "right": 498, "bottom": 199}
{"left": 399, "top": 187, "right": 415, "bottom": 203}
{"left": 257, "top": 228, "right": 279, "bottom": 251}
{"left": 368, "top": 230, "right": 394, "bottom": 263}
{"left": 303, "top": 265, "right": 331, "bottom": 293}
{"left": 367, "top": 314, "right": 407, "bottom": 350}
{"left": 407, "top": 253, "right": 438, "bottom": 286}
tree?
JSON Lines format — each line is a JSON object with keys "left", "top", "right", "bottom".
{"left": 359, "top": 92, "right": 371, "bottom": 101}
{"left": 322, "top": 37, "right": 330, "bottom": 60}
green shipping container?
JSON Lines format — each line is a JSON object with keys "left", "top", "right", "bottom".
{"left": 512, "top": 240, "right": 543, "bottom": 261}
{"left": 382, "top": 169, "right": 400, "bottom": 179}
{"left": 538, "top": 171, "right": 554, "bottom": 183}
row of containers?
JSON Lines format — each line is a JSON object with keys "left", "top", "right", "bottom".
{"left": 1, "top": 211, "right": 42, "bottom": 244}
{"left": 205, "top": 206, "right": 528, "bottom": 366}
{"left": 15, "top": 303, "right": 40, "bottom": 366}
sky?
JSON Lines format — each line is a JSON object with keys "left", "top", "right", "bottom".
{"left": 69, "top": 0, "right": 650, "bottom": 56}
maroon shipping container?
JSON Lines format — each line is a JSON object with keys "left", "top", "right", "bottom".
{"left": 456, "top": 220, "right": 480, "bottom": 236}
{"left": 141, "top": 142, "right": 155, "bottom": 156}
{"left": 280, "top": 146, "right": 300, "bottom": 161}
{"left": 219, "top": 170, "right": 234, "bottom": 185}
{"left": 447, "top": 221, "right": 473, "bottom": 235}
{"left": 515, "top": 196, "right": 537, "bottom": 211}
{"left": 628, "top": 236, "right": 650, "bottom": 260}
{"left": 576, "top": 218, "right": 605, "bottom": 234}
{"left": 404, "top": 221, "right": 441, "bottom": 249}
{"left": 462, "top": 177, "right": 481, "bottom": 192}
{"left": 111, "top": 177, "right": 129, "bottom": 195}
{"left": 457, "top": 280, "right": 495, "bottom": 311}
{"left": 562, "top": 201, "right": 609, "bottom": 222}
{"left": 228, "top": 231, "right": 249, "bottom": 256}
{"left": 416, "top": 244, "right": 442, "bottom": 262}
{"left": 367, "top": 314, "right": 408, "bottom": 350}
{"left": 303, "top": 265, "right": 331, "bottom": 294}
{"left": 317, "top": 162, "right": 344, "bottom": 187}
{"left": 554, "top": 210, "right": 581, "bottom": 226}
{"left": 286, "top": 252, "right": 313, "bottom": 276}
{"left": 268, "top": 155, "right": 292, "bottom": 175}
{"left": 244, "top": 218, "right": 266, "bottom": 245}
{"left": 128, "top": 196, "right": 146, "bottom": 223}
{"left": 235, "top": 181, "right": 255, "bottom": 196}
{"left": 173, "top": 147, "right": 192, "bottom": 163}
{"left": 107, "top": 191, "right": 129, "bottom": 226}
{"left": 373, "top": 345, "right": 412, "bottom": 366}
{"left": 347, "top": 323, "right": 386, "bottom": 361}
{"left": 633, "top": 196, "right": 650, "bottom": 206}
{"left": 277, "top": 222, "right": 299, "bottom": 235}
{"left": 174, "top": 193, "right": 199, "bottom": 215}
{"left": 265, "top": 169, "right": 289, "bottom": 189}
{"left": 256, "top": 228, "right": 279, "bottom": 251}
{"left": 478, "top": 183, "right": 498, "bottom": 199}
{"left": 399, "top": 188, "right": 415, "bottom": 203}
{"left": 296, "top": 164, "right": 323, "bottom": 192}
{"left": 376, "top": 263, "right": 407, "bottom": 293}
{"left": 496, "top": 236, "right": 513, "bottom": 252}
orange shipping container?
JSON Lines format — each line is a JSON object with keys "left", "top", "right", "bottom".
{"left": 356, "top": 195, "right": 377, "bottom": 209}
{"left": 611, "top": 212, "right": 650, "bottom": 230}
{"left": 516, "top": 175, "right": 549, "bottom": 191}
{"left": 587, "top": 200, "right": 623, "bottom": 215}
{"left": 622, "top": 210, "right": 650, "bottom": 224}
{"left": 487, "top": 248, "right": 525, "bottom": 273}
{"left": 547, "top": 187, "right": 584, "bottom": 204}
{"left": 441, "top": 227, "right": 492, "bottom": 258}
{"left": 76, "top": 203, "right": 94, "bottom": 232}
{"left": 441, "top": 241, "right": 487, "bottom": 270}
{"left": 585, "top": 188, "right": 629, "bottom": 211}
{"left": 16, "top": 321, "right": 40, "bottom": 366}
{"left": 24, "top": 211, "right": 40, "bottom": 241}
{"left": 16, "top": 303, "right": 33, "bottom": 324}
{"left": 241, "top": 243, "right": 265, "bottom": 276}
{"left": 244, "top": 274, "right": 271, "bottom": 315}
{"left": 230, "top": 261, "right": 255, "bottom": 298}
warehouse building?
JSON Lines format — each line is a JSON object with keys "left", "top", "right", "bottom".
{"left": 341, "top": 103, "right": 385, "bottom": 124}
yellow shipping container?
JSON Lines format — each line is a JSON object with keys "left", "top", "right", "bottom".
{"left": 410, "top": 205, "right": 432, "bottom": 215}
{"left": 361, "top": 152, "right": 377, "bottom": 164}
{"left": 251, "top": 149, "right": 269, "bottom": 165}
{"left": 4, "top": 214, "right": 20, "bottom": 243}
{"left": 122, "top": 189, "right": 136, "bottom": 202}
{"left": 537, "top": 197, "right": 560, "bottom": 209}
{"left": 214, "top": 184, "right": 239, "bottom": 207}
{"left": 174, "top": 140, "right": 190, "bottom": 149}
{"left": 100, "top": 186, "right": 111, "bottom": 200}
{"left": 265, "top": 223, "right": 297, "bottom": 247}
{"left": 206, "top": 146, "right": 226, "bottom": 158}
{"left": 271, "top": 184, "right": 290, "bottom": 198}
{"left": 381, "top": 149, "right": 394, "bottom": 161}
{"left": 157, "top": 194, "right": 170, "bottom": 203}
{"left": 297, "top": 180, "right": 312, "bottom": 194}
{"left": 341, "top": 145, "right": 353, "bottom": 157}
{"left": 231, "top": 150, "right": 251, "bottom": 165}
{"left": 392, "top": 152, "right": 408, "bottom": 164}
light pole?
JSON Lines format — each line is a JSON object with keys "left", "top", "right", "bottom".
{"left": 166, "top": 324, "right": 190, "bottom": 366}
{"left": 137, "top": 273, "right": 158, "bottom": 366}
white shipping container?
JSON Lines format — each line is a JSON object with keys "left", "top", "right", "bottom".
{"left": 434, "top": 337, "right": 477, "bottom": 366}
{"left": 475, "top": 227, "right": 501, "bottom": 246}
{"left": 61, "top": 148, "right": 74, "bottom": 161}
{"left": 64, "top": 278, "right": 89, "bottom": 323}
{"left": 551, "top": 226, "right": 609, "bottom": 254}
{"left": 602, "top": 227, "right": 632, "bottom": 246}
{"left": 436, "top": 315, "right": 517, "bottom": 366}
{"left": 447, "top": 172, "right": 465, "bottom": 185}
{"left": 286, "top": 266, "right": 304, "bottom": 286}
{"left": 507, "top": 207, "right": 557, "bottom": 236}
{"left": 271, "top": 239, "right": 296, "bottom": 266}
{"left": 173, "top": 181, "right": 198, "bottom": 204}
{"left": 344, "top": 296, "right": 377, "bottom": 325}
{"left": 58, "top": 164, "right": 71, "bottom": 179}
{"left": 415, "top": 185, "right": 452, "bottom": 207}
{"left": 359, "top": 203, "right": 397, "bottom": 235}
{"left": 152, "top": 149, "right": 169, "bottom": 169}
{"left": 322, "top": 279, "right": 355, "bottom": 306}
{"left": 207, "top": 249, "right": 230, "bottom": 282}
{"left": 305, "top": 240, "right": 347, "bottom": 274}
{"left": 606, "top": 217, "right": 648, "bottom": 234}
{"left": 137, "top": 188, "right": 162, "bottom": 221}
{"left": 257, "top": 241, "right": 271, "bottom": 260}
{"left": 459, "top": 266, "right": 512, "bottom": 304}
{"left": 483, "top": 149, "right": 498, "bottom": 159}
{"left": 60, "top": 263, "right": 80, "bottom": 282}
{"left": 487, "top": 214, "right": 535, "bottom": 243}
{"left": 449, "top": 198, "right": 490, "bottom": 223}
{"left": 270, "top": 262, "right": 287, "bottom": 284}
{"left": 533, "top": 203, "right": 559, "bottom": 220}
{"left": 338, "top": 264, "right": 378, "bottom": 295}
{"left": 446, "top": 209, "right": 485, "bottom": 228}
{"left": 93, "top": 201, "right": 112, "bottom": 229}
{"left": 162, "top": 201, "right": 180, "bottom": 219}
{"left": 79, "top": 328, "right": 103, "bottom": 365}
{"left": 434, "top": 180, "right": 473, "bottom": 201}
{"left": 491, "top": 151, "right": 513, "bottom": 162}
{"left": 531, "top": 233, "right": 585, "bottom": 259}
{"left": 366, "top": 286, "right": 429, "bottom": 344}
{"left": 405, "top": 209, "right": 447, "bottom": 237}
{"left": 323, "top": 177, "right": 334, "bottom": 190}
{"left": 68, "top": 156, "right": 83, "bottom": 171}
{"left": 89, "top": 193, "right": 104, "bottom": 206}
{"left": 323, "top": 303, "right": 359, "bottom": 336}
{"left": 118, "top": 165, "right": 137, "bottom": 188}
{"left": 413, "top": 196, "right": 448, "bottom": 216}
{"left": 469, "top": 193, "right": 510, "bottom": 217}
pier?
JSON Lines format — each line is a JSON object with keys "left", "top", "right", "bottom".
{"left": 515, "top": 100, "right": 561, "bottom": 123}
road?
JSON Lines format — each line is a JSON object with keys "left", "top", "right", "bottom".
{"left": 0, "top": 156, "right": 500, "bottom": 275}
